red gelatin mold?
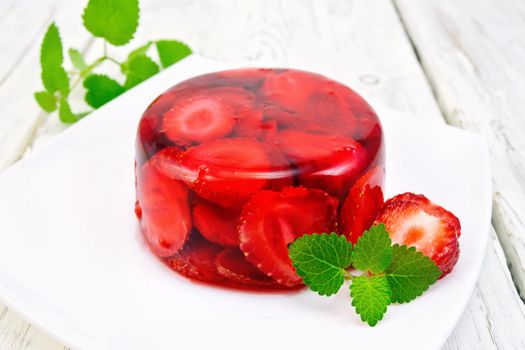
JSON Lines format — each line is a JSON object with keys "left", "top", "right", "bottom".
{"left": 135, "top": 68, "right": 385, "bottom": 291}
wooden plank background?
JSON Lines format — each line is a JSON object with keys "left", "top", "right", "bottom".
{"left": 0, "top": 0, "right": 524, "bottom": 348}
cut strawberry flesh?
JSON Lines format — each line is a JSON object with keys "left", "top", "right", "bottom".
{"left": 239, "top": 187, "right": 338, "bottom": 286}
{"left": 277, "top": 130, "right": 359, "bottom": 161}
{"left": 153, "top": 139, "right": 272, "bottom": 209}
{"left": 340, "top": 166, "right": 385, "bottom": 243}
{"left": 233, "top": 108, "right": 264, "bottom": 138}
{"left": 216, "top": 248, "right": 285, "bottom": 288}
{"left": 375, "top": 193, "right": 461, "bottom": 276}
{"left": 300, "top": 82, "right": 357, "bottom": 135}
{"left": 166, "top": 232, "right": 225, "bottom": 283}
{"left": 183, "top": 138, "right": 271, "bottom": 209}
{"left": 163, "top": 95, "right": 235, "bottom": 145}
{"left": 213, "top": 68, "right": 273, "bottom": 90}
{"left": 277, "top": 130, "right": 368, "bottom": 197}
{"left": 192, "top": 201, "right": 240, "bottom": 247}
{"left": 137, "top": 159, "right": 192, "bottom": 257}
{"left": 260, "top": 70, "right": 316, "bottom": 112}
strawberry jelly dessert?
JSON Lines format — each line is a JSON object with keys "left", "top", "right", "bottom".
{"left": 135, "top": 68, "right": 385, "bottom": 290}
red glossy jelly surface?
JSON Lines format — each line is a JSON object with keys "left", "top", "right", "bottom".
{"left": 135, "top": 68, "right": 385, "bottom": 291}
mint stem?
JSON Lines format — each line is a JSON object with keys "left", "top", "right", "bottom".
{"left": 344, "top": 270, "right": 354, "bottom": 280}
{"left": 69, "top": 54, "right": 122, "bottom": 92}
{"left": 105, "top": 56, "right": 122, "bottom": 67}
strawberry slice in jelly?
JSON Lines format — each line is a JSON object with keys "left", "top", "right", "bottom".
{"left": 239, "top": 186, "right": 338, "bottom": 286}
{"left": 162, "top": 94, "right": 236, "bottom": 146}
{"left": 186, "top": 138, "right": 271, "bottom": 209}
{"left": 277, "top": 130, "right": 368, "bottom": 198}
{"left": 301, "top": 82, "right": 357, "bottom": 135}
{"left": 216, "top": 248, "right": 285, "bottom": 288}
{"left": 167, "top": 232, "right": 225, "bottom": 283}
{"left": 193, "top": 201, "right": 240, "bottom": 247}
{"left": 233, "top": 108, "right": 264, "bottom": 138}
{"left": 265, "top": 145, "right": 295, "bottom": 191}
{"left": 340, "top": 166, "right": 385, "bottom": 243}
{"left": 259, "top": 70, "right": 318, "bottom": 127}
{"left": 153, "top": 139, "right": 271, "bottom": 209}
{"left": 162, "top": 87, "right": 256, "bottom": 145}
{"left": 260, "top": 70, "right": 316, "bottom": 112}
{"left": 213, "top": 68, "right": 273, "bottom": 90}
{"left": 137, "top": 159, "right": 191, "bottom": 257}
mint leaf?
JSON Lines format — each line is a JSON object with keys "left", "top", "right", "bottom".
{"left": 82, "top": 0, "right": 139, "bottom": 46}
{"left": 289, "top": 233, "right": 353, "bottom": 296}
{"left": 83, "top": 74, "right": 125, "bottom": 108}
{"left": 123, "top": 55, "right": 159, "bottom": 89}
{"left": 156, "top": 40, "right": 192, "bottom": 68}
{"left": 385, "top": 244, "right": 441, "bottom": 303}
{"left": 40, "top": 23, "right": 69, "bottom": 95}
{"left": 68, "top": 48, "right": 87, "bottom": 70}
{"left": 350, "top": 275, "right": 391, "bottom": 326}
{"left": 128, "top": 42, "right": 152, "bottom": 61}
{"left": 352, "top": 224, "right": 392, "bottom": 273}
{"left": 34, "top": 91, "right": 57, "bottom": 112}
{"left": 58, "top": 99, "right": 77, "bottom": 123}
{"left": 121, "top": 42, "right": 152, "bottom": 73}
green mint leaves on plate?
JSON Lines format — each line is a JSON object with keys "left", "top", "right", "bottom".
{"left": 289, "top": 233, "right": 353, "bottom": 296}
{"left": 35, "top": 0, "right": 192, "bottom": 123}
{"left": 288, "top": 224, "right": 441, "bottom": 327}
{"left": 386, "top": 244, "right": 442, "bottom": 303}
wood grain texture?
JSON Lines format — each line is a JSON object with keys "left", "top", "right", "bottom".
{"left": 0, "top": 307, "right": 67, "bottom": 350}
{"left": 0, "top": 0, "right": 92, "bottom": 170}
{"left": 443, "top": 229, "right": 525, "bottom": 349}
{"left": 0, "top": 0, "right": 523, "bottom": 349}
{"left": 394, "top": 0, "right": 525, "bottom": 303}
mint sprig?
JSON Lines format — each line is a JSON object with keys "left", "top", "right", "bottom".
{"left": 288, "top": 224, "right": 441, "bottom": 327}
{"left": 289, "top": 233, "right": 353, "bottom": 296}
{"left": 350, "top": 275, "right": 391, "bottom": 326}
{"left": 386, "top": 244, "right": 441, "bottom": 303}
{"left": 40, "top": 23, "right": 69, "bottom": 96}
{"left": 35, "top": 0, "right": 192, "bottom": 123}
{"left": 352, "top": 223, "right": 392, "bottom": 273}
{"left": 83, "top": 74, "right": 125, "bottom": 108}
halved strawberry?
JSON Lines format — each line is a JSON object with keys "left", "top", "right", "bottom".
{"left": 260, "top": 70, "right": 317, "bottom": 112}
{"left": 192, "top": 201, "right": 240, "bottom": 247}
{"left": 300, "top": 82, "right": 357, "bottom": 135}
{"left": 277, "top": 130, "right": 368, "bottom": 198}
{"left": 166, "top": 232, "right": 225, "bottom": 283}
{"left": 137, "top": 158, "right": 192, "bottom": 257}
{"left": 375, "top": 193, "right": 461, "bottom": 276}
{"left": 162, "top": 93, "right": 236, "bottom": 145}
{"left": 233, "top": 108, "right": 264, "bottom": 138}
{"left": 216, "top": 248, "right": 285, "bottom": 288}
{"left": 339, "top": 166, "right": 385, "bottom": 244}
{"left": 258, "top": 103, "right": 300, "bottom": 128}
{"left": 239, "top": 186, "right": 338, "bottom": 286}
{"left": 153, "top": 139, "right": 271, "bottom": 209}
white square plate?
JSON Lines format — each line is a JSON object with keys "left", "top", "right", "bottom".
{"left": 0, "top": 56, "right": 491, "bottom": 350}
